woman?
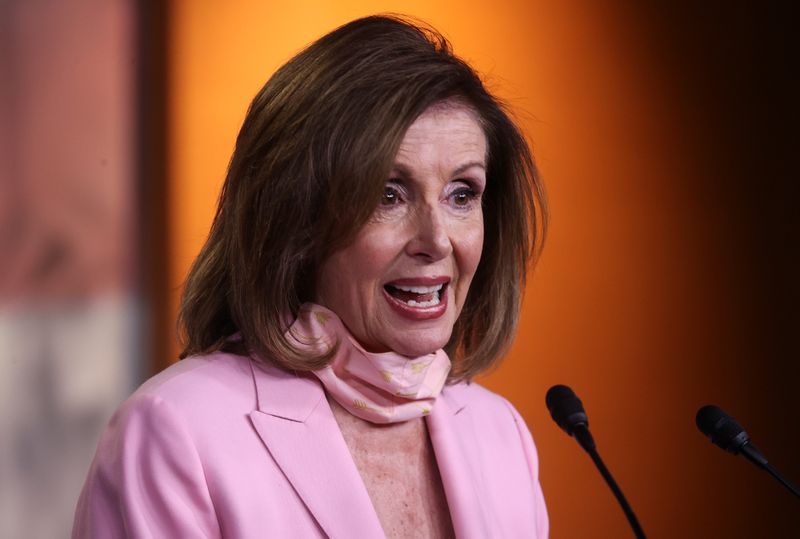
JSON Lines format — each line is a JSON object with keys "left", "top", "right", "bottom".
{"left": 73, "top": 15, "right": 548, "bottom": 538}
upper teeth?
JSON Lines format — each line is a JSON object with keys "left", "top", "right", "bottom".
{"left": 392, "top": 284, "right": 444, "bottom": 294}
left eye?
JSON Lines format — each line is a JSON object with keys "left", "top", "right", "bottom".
{"left": 452, "top": 189, "right": 476, "bottom": 206}
{"left": 381, "top": 187, "right": 401, "bottom": 205}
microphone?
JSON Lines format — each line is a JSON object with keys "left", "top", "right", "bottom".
{"left": 546, "top": 385, "right": 646, "bottom": 539}
{"left": 696, "top": 405, "right": 800, "bottom": 499}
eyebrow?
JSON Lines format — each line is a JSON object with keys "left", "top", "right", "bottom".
{"left": 390, "top": 160, "right": 486, "bottom": 178}
{"left": 452, "top": 161, "right": 486, "bottom": 176}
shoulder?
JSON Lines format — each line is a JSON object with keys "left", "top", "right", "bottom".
{"left": 129, "top": 351, "right": 256, "bottom": 411}
{"left": 73, "top": 354, "right": 240, "bottom": 536}
{"left": 441, "top": 381, "right": 549, "bottom": 537}
{"left": 107, "top": 352, "right": 260, "bottom": 442}
{"left": 443, "top": 380, "right": 528, "bottom": 426}
{"left": 136, "top": 351, "right": 255, "bottom": 398}
{"left": 442, "top": 381, "right": 541, "bottom": 469}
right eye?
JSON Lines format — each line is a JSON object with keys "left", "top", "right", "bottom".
{"left": 381, "top": 186, "right": 401, "bottom": 206}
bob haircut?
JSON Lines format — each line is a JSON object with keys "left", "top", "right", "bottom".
{"left": 179, "top": 14, "right": 547, "bottom": 382}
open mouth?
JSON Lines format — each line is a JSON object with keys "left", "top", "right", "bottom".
{"left": 384, "top": 282, "right": 447, "bottom": 308}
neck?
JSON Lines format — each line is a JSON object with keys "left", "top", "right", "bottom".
{"left": 327, "top": 393, "right": 428, "bottom": 439}
{"left": 290, "top": 303, "right": 452, "bottom": 423}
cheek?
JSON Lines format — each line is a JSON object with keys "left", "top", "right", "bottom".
{"left": 317, "top": 231, "right": 395, "bottom": 305}
{"left": 464, "top": 218, "right": 485, "bottom": 275}
{"left": 350, "top": 223, "right": 407, "bottom": 280}
{"left": 455, "top": 218, "right": 485, "bottom": 294}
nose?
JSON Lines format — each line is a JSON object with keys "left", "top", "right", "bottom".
{"left": 405, "top": 204, "right": 453, "bottom": 262}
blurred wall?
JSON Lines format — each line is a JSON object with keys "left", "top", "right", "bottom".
{"left": 166, "top": 1, "right": 798, "bottom": 537}
{"left": 0, "top": 0, "right": 139, "bottom": 537}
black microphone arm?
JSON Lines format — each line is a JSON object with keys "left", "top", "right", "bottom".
{"left": 696, "top": 404, "right": 800, "bottom": 499}
{"left": 546, "top": 385, "right": 647, "bottom": 539}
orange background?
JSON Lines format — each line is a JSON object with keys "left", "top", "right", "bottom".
{"left": 165, "top": 1, "right": 798, "bottom": 536}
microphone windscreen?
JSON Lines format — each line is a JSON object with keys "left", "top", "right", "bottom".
{"left": 546, "top": 384, "right": 589, "bottom": 435}
{"left": 696, "top": 405, "right": 750, "bottom": 454}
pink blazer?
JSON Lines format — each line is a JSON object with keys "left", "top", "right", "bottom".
{"left": 73, "top": 352, "right": 548, "bottom": 538}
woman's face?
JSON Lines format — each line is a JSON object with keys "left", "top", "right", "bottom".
{"left": 316, "top": 103, "right": 486, "bottom": 357}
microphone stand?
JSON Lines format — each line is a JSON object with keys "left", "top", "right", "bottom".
{"left": 741, "top": 444, "right": 800, "bottom": 499}
{"left": 574, "top": 425, "right": 646, "bottom": 539}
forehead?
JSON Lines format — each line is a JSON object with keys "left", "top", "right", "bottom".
{"left": 394, "top": 103, "right": 487, "bottom": 166}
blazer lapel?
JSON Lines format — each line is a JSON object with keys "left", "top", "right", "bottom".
{"left": 427, "top": 385, "right": 495, "bottom": 539}
{"left": 247, "top": 361, "right": 384, "bottom": 538}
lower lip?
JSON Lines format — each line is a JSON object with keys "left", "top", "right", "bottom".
{"left": 382, "top": 286, "right": 449, "bottom": 321}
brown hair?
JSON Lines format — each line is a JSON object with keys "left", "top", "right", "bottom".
{"left": 179, "top": 14, "right": 547, "bottom": 382}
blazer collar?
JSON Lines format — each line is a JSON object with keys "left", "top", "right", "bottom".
{"left": 248, "top": 360, "right": 492, "bottom": 538}
{"left": 250, "top": 358, "right": 324, "bottom": 421}
{"left": 248, "top": 360, "right": 384, "bottom": 537}
{"left": 427, "top": 384, "right": 494, "bottom": 539}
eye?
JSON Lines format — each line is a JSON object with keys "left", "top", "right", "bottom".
{"left": 450, "top": 186, "right": 479, "bottom": 208}
{"left": 381, "top": 185, "right": 402, "bottom": 206}
{"left": 452, "top": 189, "right": 473, "bottom": 206}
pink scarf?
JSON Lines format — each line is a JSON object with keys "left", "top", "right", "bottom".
{"left": 287, "top": 303, "right": 451, "bottom": 424}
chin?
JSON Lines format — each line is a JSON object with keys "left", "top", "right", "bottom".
{"left": 386, "top": 331, "right": 451, "bottom": 358}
